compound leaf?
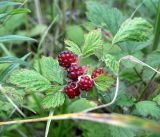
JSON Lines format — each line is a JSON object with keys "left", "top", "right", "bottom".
{"left": 94, "top": 74, "right": 114, "bottom": 92}
{"left": 112, "top": 17, "right": 153, "bottom": 45}
{"left": 86, "top": 2, "right": 124, "bottom": 35}
{"left": 65, "top": 40, "right": 82, "bottom": 55}
{"left": 42, "top": 92, "right": 65, "bottom": 109}
{"left": 8, "top": 69, "right": 51, "bottom": 92}
{"left": 102, "top": 54, "right": 119, "bottom": 75}
{"left": 82, "top": 30, "right": 102, "bottom": 57}
{"left": 153, "top": 94, "right": 160, "bottom": 106}
{"left": 133, "top": 101, "right": 160, "bottom": 119}
{"left": 40, "top": 57, "right": 64, "bottom": 84}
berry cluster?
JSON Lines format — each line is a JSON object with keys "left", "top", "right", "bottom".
{"left": 58, "top": 50, "right": 104, "bottom": 99}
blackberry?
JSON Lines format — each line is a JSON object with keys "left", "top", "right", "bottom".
{"left": 67, "top": 63, "right": 84, "bottom": 80}
{"left": 63, "top": 82, "right": 80, "bottom": 99}
{"left": 58, "top": 50, "right": 77, "bottom": 68}
{"left": 91, "top": 68, "right": 104, "bottom": 79}
{"left": 78, "top": 76, "right": 94, "bottom": 91}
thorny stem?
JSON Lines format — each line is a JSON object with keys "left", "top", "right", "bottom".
{"left": 137, "top": 65, "right": 160, "bottom": 101}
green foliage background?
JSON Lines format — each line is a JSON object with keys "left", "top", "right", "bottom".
{"left": 0, "top": 0, "right": 160, "bottom": 137}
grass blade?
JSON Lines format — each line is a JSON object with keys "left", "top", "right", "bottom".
{"left": 0, "top": 113, "right": 160, "bottom": 132}
{"left": 45, "top": 110, "right": 54, "bottom": 137}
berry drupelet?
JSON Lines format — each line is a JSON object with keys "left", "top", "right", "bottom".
{"left": 58, "top": 50, "right": 77, "bottom": 68}
{"left": 91, "top": 68, "right": 104, "bottom": 79}
{"left": 78, "top": 75, "right": 94, "bottom": 91}
{"left": 63, "top": 82, "right": 80, "bottom": 99}
{"left": 67, "top": 63, "right": 84, "bottom": 80}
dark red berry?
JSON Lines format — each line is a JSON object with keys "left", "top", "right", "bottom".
{"left": 58, "top": 50, "right": 77, "bottom": 68}
{"left": 78, "top": 76, "right": 94, "bottom": 91}
{"left": 63, "top": 82, "right": 80, "bottom": 99}
{"left": 67, "top": 63, "right": 84, "bottom": 80}
{"left": 91, "top": 68, "right": 104, "bottom": 79}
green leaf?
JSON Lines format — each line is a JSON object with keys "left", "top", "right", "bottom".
{"left": 0, "top": 13, "right": 9, "bottom": 19}
{"left": 0, "top": 100, "right": 14, "bottom": 114}
{"left": 94, "top": 74, "right": 114, "bottom": 92}
{"left": 87, "top": 67, "right": 93, "bottom": 75}
{"left": 0, "top": 14, "right": 25, "bottom": 35}
{"left": 0, "top": 8, "right": 31, "bottom": 19}
{"left": 29, "top": 24, "right": 47, "bottom": 36}
{"left": 116, "top": 94, "right": 134, "bottom": 107}
{"left": 86, "top": 2, "right": 124, "bottom": 35}
{"left": 103, "top": 82, "right": 134, "bottom": 107}
{"left": 143, "top": 0, "right": 159, "bottom": 15}
{"left": 66, "top": 25, "right": 84, "bottom": 45}
{"left": 42, "top": 92, "right": 65, "bottom": 109}
{"left": 79, "top": 121, "right": 111, "bottom": 137}
{"left": 0, "top": 53, "right": 31, "bottom": 82}
{"left": 82, "top": 30, "right": 102, "bottom": 57}
{"left": 0, "top": 56, "right": 31, "bottom": 68}
{"left": 0, "top": 35, "right": 36, "bottom": 43}
{"left": 143, "top": 50, "right": 160, "bottom": 81}
{"left": 119, "top": 39, "right": 153, "bottom": 54}
{"left": 112, "top": 18, "right": 153, "bottom": 45}
{"left": 0, "top": 1, "right": 21, "bottom": 9}
{"left": 2, "top": 86, "right": 25, "bottom": 105}
{"left": 68, "top": 98, "right": 97, "bottom": 112}
{"left": 36, "top": 57, "right": 64, "bottom": 84}
{"left": 9, "top": 8, "right": 31, "bottom": 15}
{"left": 64, "top": 40, "right": 82, "bottom": 55}
{"left": 133, "top": 101, "right": 160, "bottom": 119}
{"left": 109, "top": 126, "right": 136, "bottom": 137}
{"left": 8, "top": 69, "right": 51, "bottom": 92}
{"left": 102, "top": 54, "right": 119, "bottom": 75}
{"left": 153, "top": 94, "right": 160, "bottom": 105}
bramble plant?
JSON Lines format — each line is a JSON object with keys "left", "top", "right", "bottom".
{"left": 0, "top": 0, "right": 160, "bottom": 137}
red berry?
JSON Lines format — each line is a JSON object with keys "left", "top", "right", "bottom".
{"left": 91, "top": 68, "right": 104, "bottom": 79}
{"left": 63, "top": 82, "right": 80, "bottom": 99}
{"left": 58, "top": 50, "right": 77, "bottom": 68}
{"left": 67, "top": 63, "right": 84, "bottom": 80}
{"left": 78, "top": 76, "right": 94, "bottom": 91}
